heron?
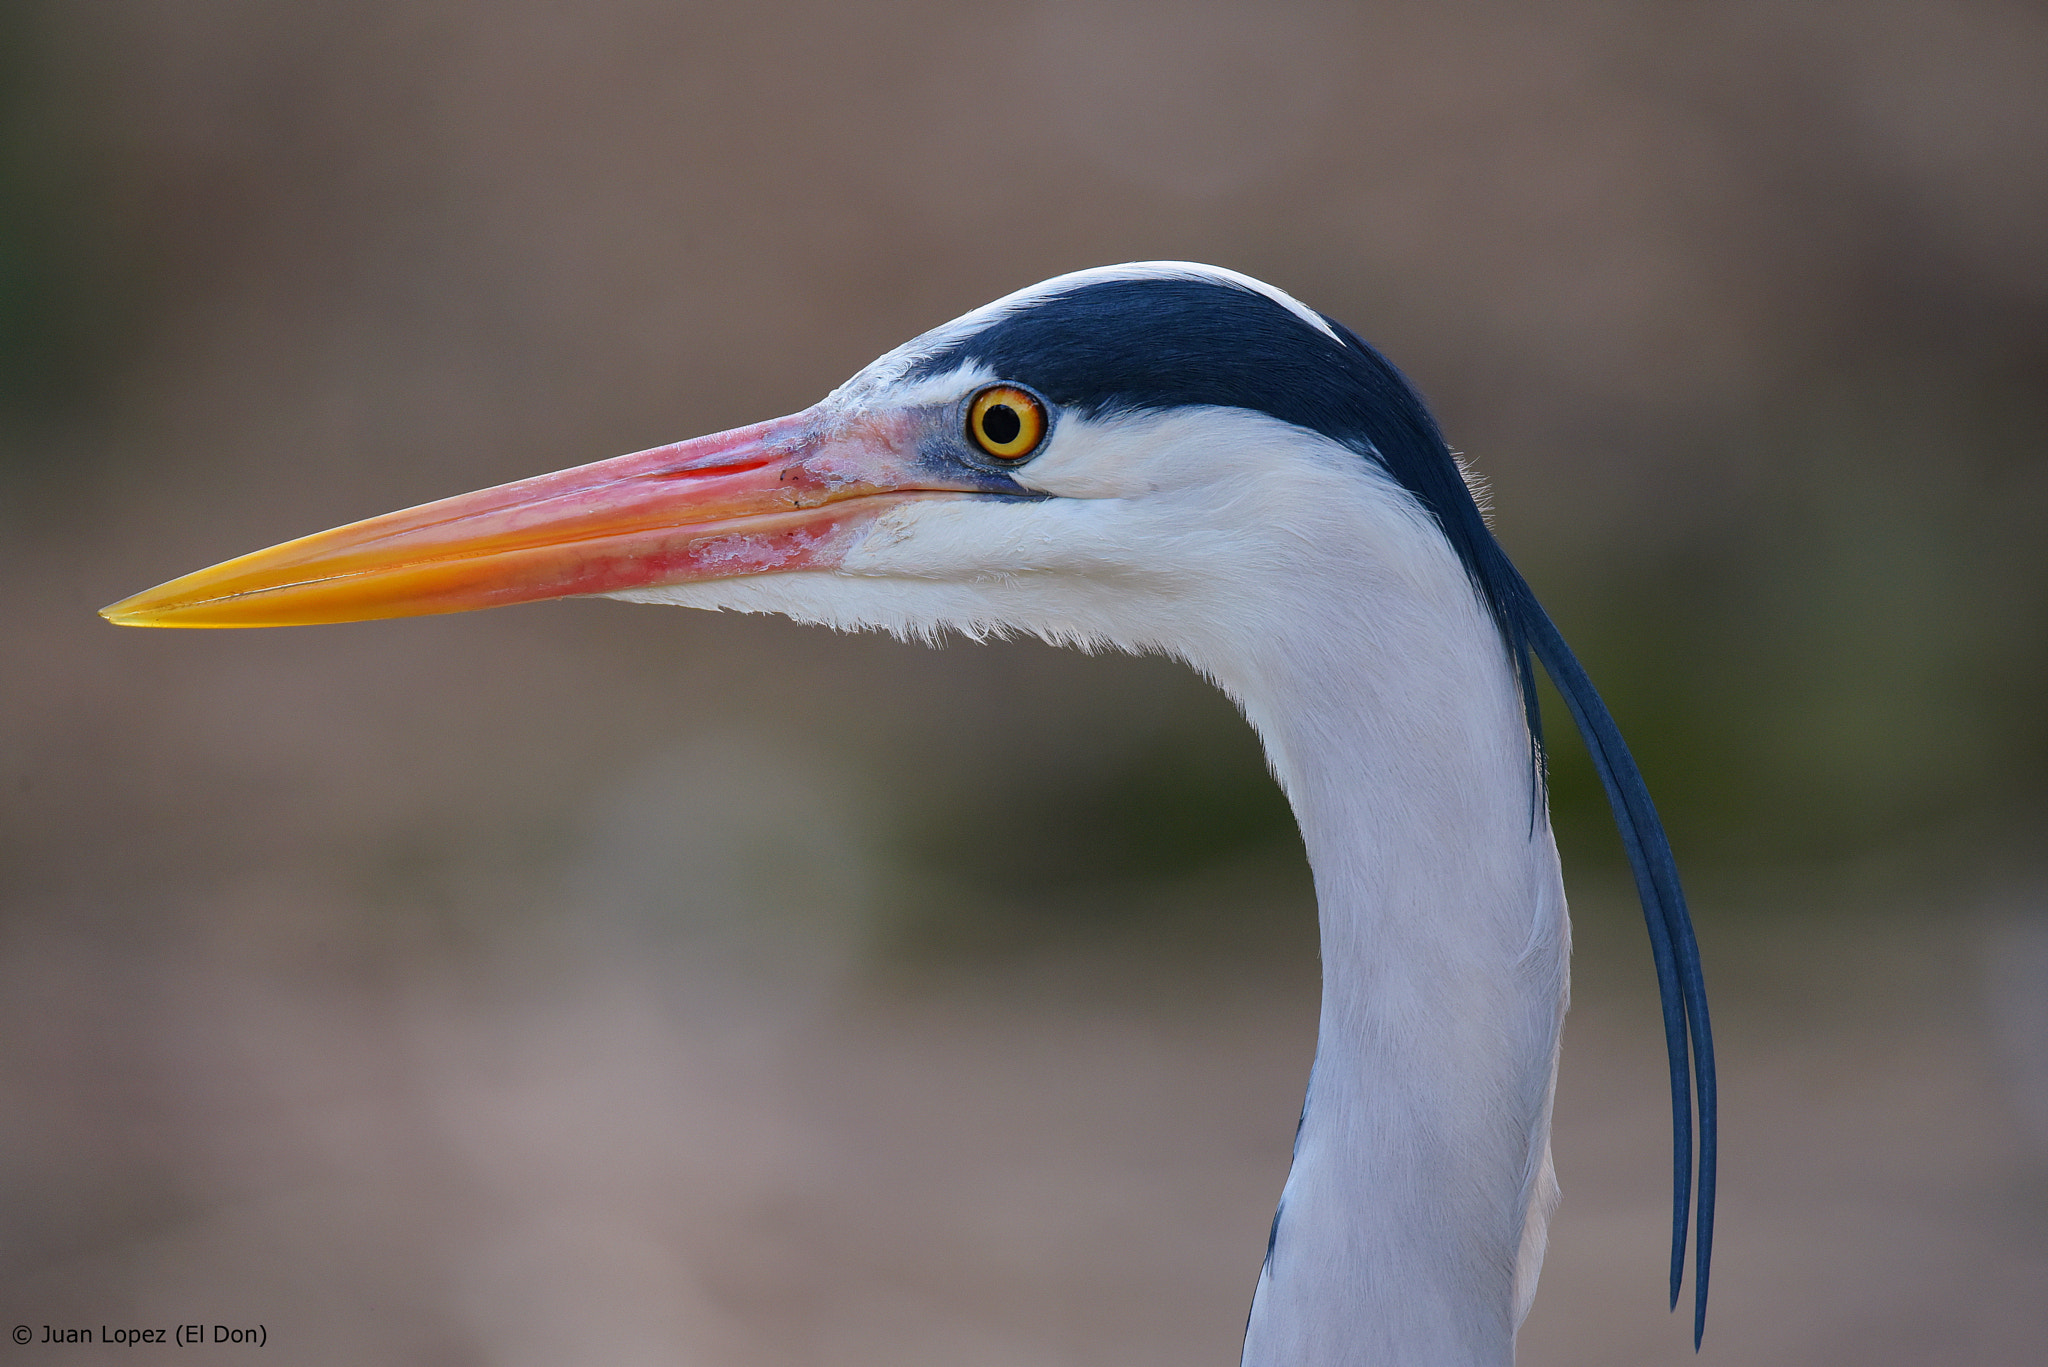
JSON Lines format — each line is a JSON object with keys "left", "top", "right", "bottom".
{"left": 102, "top": 262, "right": 1714, "bottom": 1365}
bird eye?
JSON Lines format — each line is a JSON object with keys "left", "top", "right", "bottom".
{"left": 966, "top": 385, "right": 1047, "bottom": 460}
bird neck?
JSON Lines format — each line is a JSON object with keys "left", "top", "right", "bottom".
{"left": 1214, "top": 541, "right": 1570, "bottom": 1367}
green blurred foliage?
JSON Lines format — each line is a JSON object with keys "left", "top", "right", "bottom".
{"left": 883, "top": 705, "right": 1315, "bottom": 964}
{"left": 0, "top": 5, "right": 120, "bottom": 422}
{"left": 908, "top": 727, "right": 1298, "bottom": 897}
{"left": 1541, "top": 382, "right": 2048, "bottom": 875}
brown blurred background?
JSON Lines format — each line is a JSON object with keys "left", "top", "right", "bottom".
{"left": 4, "top": 1, "right": 2046, "bottom": 1362}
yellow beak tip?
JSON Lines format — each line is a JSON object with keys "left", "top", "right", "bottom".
{"left": 100, "top": 596, "right": 180, "bottom": 627}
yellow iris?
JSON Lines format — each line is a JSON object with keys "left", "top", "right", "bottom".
{"left": 967, "top": 385, "right": 1047, "bottom": 460}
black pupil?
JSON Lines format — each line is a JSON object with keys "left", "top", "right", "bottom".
{"left": 980, "top": 402, "right": 1023, "bottom": 447}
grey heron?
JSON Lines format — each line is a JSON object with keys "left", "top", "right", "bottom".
{"left": 103, "top": 262, "right": 1715, "bottom": 1365}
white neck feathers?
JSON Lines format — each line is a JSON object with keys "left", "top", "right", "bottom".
{"left": 1188, "top": 457, "right": 1569, "bottom": 1367}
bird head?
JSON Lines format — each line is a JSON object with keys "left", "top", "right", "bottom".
{"left": 100, "top": 262, "right": 1510, "bottom": 681}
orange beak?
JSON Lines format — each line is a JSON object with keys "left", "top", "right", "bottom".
{"left": 100, "top": 406, "right": 1010, "bottom": 628}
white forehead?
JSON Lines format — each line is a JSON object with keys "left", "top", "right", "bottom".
{"left": 826, "top": 262, "right": 1338, "bottom": 410}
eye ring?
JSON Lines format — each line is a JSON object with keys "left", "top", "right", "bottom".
{"left": 966, "top": 385, "right": 1048, "bottom": 461}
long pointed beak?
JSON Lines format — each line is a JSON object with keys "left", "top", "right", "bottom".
{"left": 102, "top": 408, "right": 976, "bottom": 628}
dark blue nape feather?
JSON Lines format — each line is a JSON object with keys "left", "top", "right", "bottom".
{"left": 1527, "top": 608, "right": 1717, "bottom": 1346}
{"left": 917, "top": 271, "right": 1716, "bottom": 1343}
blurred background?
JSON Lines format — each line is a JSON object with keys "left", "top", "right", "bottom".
{"left": 3, "top": 1, "right": 2045, "bottom": 1362}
